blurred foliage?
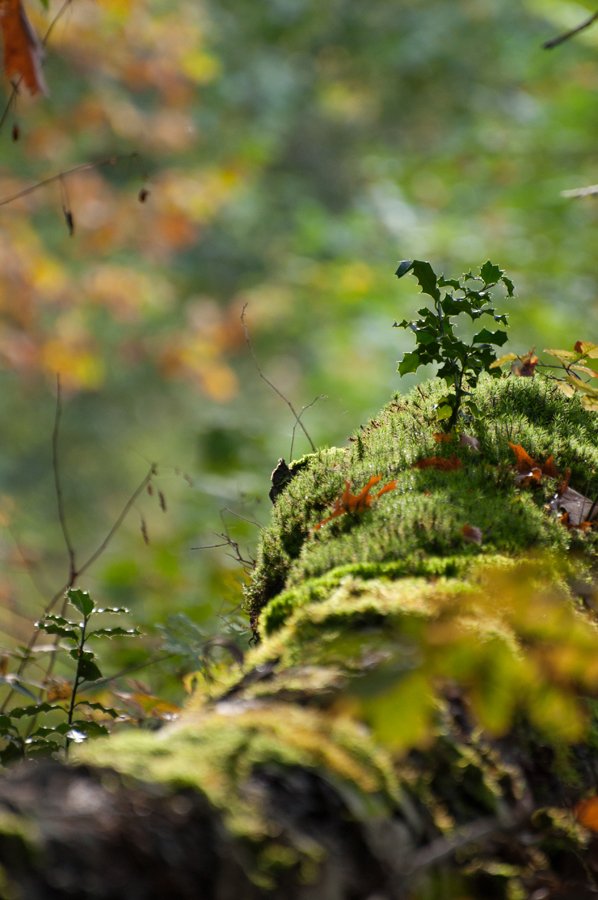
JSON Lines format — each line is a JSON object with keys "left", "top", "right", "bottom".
{"left": 0, "top": 0, "right": 597, "bottom": 705}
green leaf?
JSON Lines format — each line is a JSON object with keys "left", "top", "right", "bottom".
{"left": 88, "top": 627, "right": 140, "bottom": 639}
{"left": 480, "top": 260, "right": 503, "bottom": 285}
{"left": 435, "top": 404, "right": 453, "bottom": 421}
{"left": 472, "top": 328, "right": 508, "bottom": 346}
{"left": 68, "top": 589, "right": 95, "bottom": 617}
{"left": 36, "top": 620, "right": 79, "bottom": 642}
{"left": 95, "top": 607, "right": 130, "bottom": 615}
{"left": 410, "top": 260, "right": 440, "bottom": 300}
{"left": 395, "top": 260, "right": 413, "bottom": 278}
{"left": 398, "top": 350, "right": 422, "bottom": 376}
{"left": 69, "top": 650, "right": 103, "bottom": 682}
{"left": 67, "top": 720, "right": 109, "bottom": 738}
{"left": 75, "top": 701, "right": 118, "bottom": 718}
{"left": 0, "top": 715, "right": 17, "bottom": 733}
{"left": 9, "top": 703, "right": 66, "bottom": 719}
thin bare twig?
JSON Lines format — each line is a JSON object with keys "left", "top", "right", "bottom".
{"left": 0, "top": 152, "right": 139, "bottom": 208}
{"left": 290, "top": 394, "right": 324, "bottom": 459}
{"left": 241, "top": 303, "right": 316, "bottom": 453}
{"left": 543, "top": 10, "right": 598, "bottom": 49}
{"left": 52, "top": 375, "right": 77, "bottom": 584}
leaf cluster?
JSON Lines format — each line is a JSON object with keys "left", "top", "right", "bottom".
{"left": 0, "top": 588, "right": 139, "bottom": 763}
{"left": 395, "top": 259, "right": 515, "bottom": 428}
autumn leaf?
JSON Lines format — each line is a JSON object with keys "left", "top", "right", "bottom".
{"left": 489, "top": 348, "right": 538, "bottom": 376}
{"left": 508, "top": 443, "right": 560, "bottom": 486}
{"left": 0, "top": 0, "right": 47, "bottom": 95}
{"left": 574, "top": 340, "right": 598, "bottom": 358}
{"left": 314, "top": 475, "right": 396, "bottom": 530}
{"left": 414, "top": 455, "right": 462, "bottom": 471}
{"left": 575, "top": 796, "right": 598, "bottom": 832}
{"left": 511, "top": 348, "right": 538, "bottom": 377}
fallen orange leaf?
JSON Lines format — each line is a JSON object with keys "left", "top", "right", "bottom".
{"left": 576, "top": 796, "right": 598, "bottom": 832}
{"left": 0, "top": 0, "right": 47, "bottom": 95}
{"left": 314, "top": 475, "right": 396, "bottom": 530}
{"left": 414, "top": 455, "right": 462, "bottom": 471}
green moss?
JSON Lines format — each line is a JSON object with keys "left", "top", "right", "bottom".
{"left": 245, "top": 376, "right": 598, "bottom": 631}
{"left": 78, "top": 702, "right": 400, "bottom": 843}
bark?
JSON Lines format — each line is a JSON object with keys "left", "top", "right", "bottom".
{"left": 0, "top": 375, "right": 597, "bottom": 899}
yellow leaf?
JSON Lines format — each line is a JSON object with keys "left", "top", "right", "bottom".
{"left": 489, "top": 353, "right": 517, "bottom": 369}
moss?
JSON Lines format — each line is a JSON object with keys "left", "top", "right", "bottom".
{"left": 78, "top": 702, "right": 400, "bottom": 842}
{"left": 245, "top": 375, "right": 598, "bottom": 630}
{"left": 77, "top": 376, "right": 598, "bottom": 896}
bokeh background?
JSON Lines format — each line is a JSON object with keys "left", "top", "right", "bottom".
{"left": 1, "top": 0, "right": 597, "bottom": 697}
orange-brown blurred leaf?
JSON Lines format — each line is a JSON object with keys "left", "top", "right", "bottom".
{"left": 508, "top": 442, "right": 538, "bottom": 472}
{"left": 576, "top": 796, "right": 598, "bottom": 831}
{"left": 511, "top": 348, "right": 539, "bottom": 377}
{"left": 509, "top": 442, "right": 561, "bottom": 486}
{"left": 414, "top": 455, "right": 462, "bottom": 471}
{"left": 0, "top": 0, "right": 47, "bottom": 95}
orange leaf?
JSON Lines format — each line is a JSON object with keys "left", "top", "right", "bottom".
{"left": 576, "top": 796, "right": 598, "bottom": 832}
{"left": 508, "top": 442, "right": 538, "bottom": 473}
{"left": 511, "top": 348, "right": 539, "bottom": 377}
{"left": 0, "top": 0, "right": 47, "bottom": 95}
{"left": 541, "top": 454, "right": 560, "bottom": 479}
{"left": 375, "top": 479, "right": 397, "bottom": 499}
{"left": 414, "top": 455, "right": 462, "bottom": 471}
{"left": 314, "top": 475, "right": 396, "bottom": 530}
{"left": 433, "top": 432, "right": 453, "bottom": 443}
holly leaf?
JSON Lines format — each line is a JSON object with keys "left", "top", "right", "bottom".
{"left": 409, "top": 260, "right": 441, "bottom": 301}
{"left": 395, "top": 260, "right": 414, "bottom": 278}
{"left": 398, "top": 350, "right": 421, "bottom": 376}
{"left": 67, "top": 588, "right": 94, "bottom": 617}
{"left": 472, "top": 328, "right": 508, "bottom": 346}
{"left": 480, "top": 261, "right": 503, "bottom": 285}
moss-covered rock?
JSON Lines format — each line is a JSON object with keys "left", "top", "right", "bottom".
{"left": 2, "top": 374, "right": 598, "bottom": 899}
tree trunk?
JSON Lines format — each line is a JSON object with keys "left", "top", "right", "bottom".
{"left": 1, "top": 375, "right": 597, "bottom": 899}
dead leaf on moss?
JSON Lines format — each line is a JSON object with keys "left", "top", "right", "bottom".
{"left": 314, "top": 475, "right": 397, "bottom": 530}
{"left": 462, "top": 524, "right": 483, "bottom": 545}
{"left": 548, "top": 486, "right": 597, "bottom": 529}
{"left": 414, "top": 455, "right": 462, "bottom": 472}
{"left": 508, "top": 443, "right": 560, "bottom": 486}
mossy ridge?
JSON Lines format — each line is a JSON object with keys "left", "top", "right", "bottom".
{"left": 78, "top": 702, "right": 401, "bottom": 846}
{"left": 246, "top": 375, "right": 598, "bottom": 629}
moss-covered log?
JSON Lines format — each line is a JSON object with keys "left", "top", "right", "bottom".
{"left": 1, "top": 375, "right": 598, "bottom": 899}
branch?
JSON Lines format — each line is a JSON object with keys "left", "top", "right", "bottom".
{"left": 543, "top": 11, "right": 598, "bottom": 49}
{"left": 52, "top": 375, "right": 77, "bottom": 584}
{"left": 0, "top": 152, "right": 140, "bottom": 208}
{"left": 241, "top": 304, "right": 316, "bottom": 453}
